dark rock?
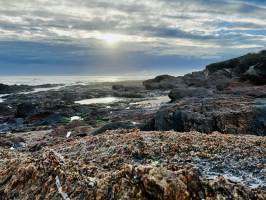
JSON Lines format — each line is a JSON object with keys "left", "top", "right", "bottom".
{"left": 251, "top": 99, "right": 266, "bottom": 135}
{"left": 182, "top": 71, "right": 207, "bottom": 87}
{"left": 147, "top": 95, "right": 264, "bottom": 135}
{"left": 15, "top": 103, "right": 38, "bottom": 118}
{"left": 50, "top": 126, "right": 68, "bottom": 137}
{"left": 168, "top": 87, "right": 213, "bottom": 101}
{"left": 112, "top": 84, "right": 145, "bottom": 98}
{"left": 113, "top": 91, "right": 144, "bottom": 98}
{"left": 0, "top": 104, "right": 13, "bottom": 116}
{"left": 28, "top": 112, "right": 63, "bottom": 125}
{"left": 112, "top": 84, "right": 126, "bottom": 90}
{"left": 153, "top": 107, "right": 175, "bottom": 131}
{"left": 29, "top": 142, "right": 47, "bottom": 152}
{"left": 143, "top": 75, "right": 185, "bottom": 90}
{"left": 206, "top": 51, "right": 266, "bottom": 73}
{"left": 206, "top": 50, "right": 266, "bottom": 85}
{"left": 0, "top": 136, "right": 25, "bottom": 148}
{"left": 0, "top": 84, "right": 32, "bottom": 94}
{"left": 91, "top": 121, "right": 140, "bottom": 135}
{"left": 242, "top": 62, "right": 266, "bottom": 85}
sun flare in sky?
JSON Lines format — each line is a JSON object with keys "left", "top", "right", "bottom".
{"left": 0, "top": 0, "right": 266, "bottom": 74}
{"left": 98, "top": 34, "right": 122, "bottom": 46}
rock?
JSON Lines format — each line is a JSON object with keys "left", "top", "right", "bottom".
{"left": 242, "top": 62, "right": 266, "bottom": 85}
{"left": 251, "top": 99, "right": 266, "bottom": 135}
{"left": 112, "top": 84, "right": 126, "bottom": 90}
{"left": 91, "top": 121, "right": 140, "bottom": 135}
{"left": 15, "top": 103, "right": 38, "bottom": 118}
{"left": 148, "top": 95, "right": 265, "bottom": 135}
{"left": 27, "top": 112, "right": 63, "bottom": 125}
{"left": 0, "top": 84, "right": 32, "bottom": 94}
{"left": 182, "top": 70, "right": 207, "bottom": 87}
{"left": 168, "top": 87, "right": 213, "bottom": 101}
{"left": 98, "top": 165, "right": 205, "bottom": 199}
{"left": 0, "top": 136, "right": 25, "bottom": 148}
{"left": 71, "top": 126, "right": 93, "bottom": 137}
{"left": 112, "top": 84, "right": 145, "bottom": 98}
{"left": 113, "top": 91, "right": 144, "bottom": 98}
{"left": 66, "top": 120, "right": 87, "bottom": 129}
{"left": 50, "top": 126, "right": 68, "bottom": 137}
{"left": 0, "top": 131, "right": 266, "bottom": 199}
{"left": 206, "top": 50, "right": 266, "bottom": 85}
{"left": 28, "top": 142, "right": 47, "bottom": 152}
{"left": 143, "top": 75, "right": 185, "bottom": 90}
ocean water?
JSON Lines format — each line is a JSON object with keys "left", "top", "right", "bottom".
{"left": 0, "top": 75, "right": 153, "bottom": 103}
{"left": 0, "top": 75, "right": 152, "bottom": 86}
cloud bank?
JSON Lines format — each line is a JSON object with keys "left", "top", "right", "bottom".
{"left": 0, "top": 0, "right": 265, "bottom": 75}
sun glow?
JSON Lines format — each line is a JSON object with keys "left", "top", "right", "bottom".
{"left": 98, "top": 33, "right": 122, "bottom": 45}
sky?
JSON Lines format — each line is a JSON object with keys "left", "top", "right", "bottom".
{"left": 0, "top": 0, "right": 265, "bottom": 75}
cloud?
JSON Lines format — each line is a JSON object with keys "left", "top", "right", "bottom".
{"left": 0, "top": 0, "right": 265, "bottom": 74}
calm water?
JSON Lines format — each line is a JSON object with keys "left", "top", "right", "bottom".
{"left": 75, "top": 97, "right": 122, "bottom": 105}
{"left": 0, "top": 75, "right": 152, "bottom": 86}
{"left": 0, "top": 75, "right": 153, "bottom": 103}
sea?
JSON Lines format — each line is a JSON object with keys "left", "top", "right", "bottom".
{"left": 0, "top": 75, "right": 153, "bottom": 86}
{"left": 0, "top": 75, "right": 154, "bottom": 103}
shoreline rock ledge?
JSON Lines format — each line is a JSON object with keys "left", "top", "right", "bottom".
{"left": 143, "top": 50, "right": 266, "bottom": 136}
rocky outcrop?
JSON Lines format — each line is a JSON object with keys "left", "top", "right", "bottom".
{"left": 147, "top": 95, "right": 266, "bottom": 135}
{"left": 91, "top": 121, "right": 141, "bottom": 135}
{"left": 142, "top": 50, "right": 266, "bottom": 135}
{"left": 168, "top": 87, "right": 213, "bottom": 101}
{"left": 112, "top": 84, "right": 145, "bottom": 98}
{"left": 143, "top": 75, "right": 185, "bottom": 90}
{"left": 144, "top": 50, "right": 266, "bottom": 91}
{"left": 0, "top": 84, "right": 32, "bottom": 94}
{"left": 0, "top": 130, "right": 265, "bottom": 199}
{"left": 15, "top": 103, "right": 39, "bottom": 118}
{"left": 206, "top": 50, "right": 266, "bottom": 85}
{"left": 0, "top": 83, "right": 62, "bottom": 94}
{"left": 242, "top": 62, "right": 266, "bottom": 85}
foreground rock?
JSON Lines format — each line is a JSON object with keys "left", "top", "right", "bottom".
{"left": 0, "top": 130, "right": 265, "bottom": 199}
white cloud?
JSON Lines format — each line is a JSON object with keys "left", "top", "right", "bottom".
{"left": 0, "top": 0, "right": 265, "bottom": 59}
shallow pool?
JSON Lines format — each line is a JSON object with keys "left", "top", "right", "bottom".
{"left": 75, "top": 97, "right": 122, "bottom": 105}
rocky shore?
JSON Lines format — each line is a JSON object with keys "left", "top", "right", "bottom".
{"left": 0, "top": 50, "right": 266, "bottom": 199}
{"left": 143, "top": 50, "right": 266, "bottom": 136}
{"left": 1, "top": 130, "right": 266, "bottom": 199}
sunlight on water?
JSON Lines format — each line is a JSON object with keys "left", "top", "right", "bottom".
{"left": 0, "top": 76, "right": 152, "bottom": 86}
{"left": 130, "top": 96, "right": 170, "bottom": 108}
{"left": 75, "top": 97, "right": 122, "bottom": 105}
{"left": 0, "top": 95, "right": 5, "bottom": 103}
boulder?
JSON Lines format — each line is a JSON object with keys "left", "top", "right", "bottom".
{"left": 206, "top": 50, "right": 266, "bottom": 82}
{"left": 242, "top": 62, "right": 266, "bottom": 85}
{"left": 112, "top": 84, "right": 145, "bottom": 98}
{"left": 27, "top": 112, "right": 63, "bottom": 125}
{"left": 0, "top": 84, "right": 32, "bottom": 94}
{"left": 143, "top": 75, "right": 185, "bottom": 90}
{"left": 168, "top": 87, "right": 213, "bottom": 101}
{"left": 15, "top": 103, "right": 38, "bottom": 118}
{"left": 147, "top": 95, "right": 264, "bottom": 135}
{"left": 182, "top": 71, "right": 207, "bottom": 87}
